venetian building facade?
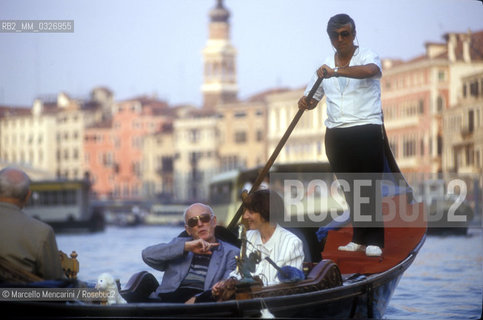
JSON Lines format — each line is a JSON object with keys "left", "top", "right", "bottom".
{"left": 381, "top": 30, "right": 483, "bottom": 174}
{"left": 0, "top": 100, "right": 57, "bottom": 175}
{"left": 442, "top": 71, "right": 483, "bottom": 174}
{"left": 0, "top": 90, "right": 108, "bottom": 180}
{"left": 0, "top": 104, "right": 53, "bottom": 180}
{"left": 216, "top": 94, "right": 268, "bottom": 173}
{"left": 266, "top": 88, "right": 329, "bottom": 164}
{"left": 84, "top": 97, "right": 170, "bottom": 199}
{"left": 56, "top": 89, "right": 111, "bottom": 180}
{"left": 142, "top": 122, "right": 175, "bottom": 201}
{"left": 201, "top": 0, "right": 238, "bottom": 110}
{"left": 173, "top": 109, "right": 220, "bottom": 202}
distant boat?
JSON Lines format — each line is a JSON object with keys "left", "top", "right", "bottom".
{"left": 426, "top": 194, "right": 475, "bottom": 235}
{"left": 24, "top": 179, "right": 104, "bottom": 233}
{"left": 143, "top": 203, "right": 186, "bottom": 226}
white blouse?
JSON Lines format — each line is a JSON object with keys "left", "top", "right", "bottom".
{"left": 231, "top": 224, "right": 304, "bottom": 285}
{"left": 304, "top": 46, "right": 383, "bottom": 129}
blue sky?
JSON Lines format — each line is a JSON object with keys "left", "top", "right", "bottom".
{"left": 1, "top": 0, "right": 482, "bottom": 107}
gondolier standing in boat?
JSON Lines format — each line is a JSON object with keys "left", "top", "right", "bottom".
{"left": 298, "top": 13, "right": 384, "bottom": 257}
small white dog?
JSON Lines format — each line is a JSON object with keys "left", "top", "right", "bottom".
{"left": 95, "top": 272, "right": 127, "bottom": 305}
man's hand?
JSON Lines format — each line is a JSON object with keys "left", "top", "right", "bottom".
{"left": 317, "top": 64, "right": 333, "bottom": 78}
{"left": 211, "top": 280, "right": 225, "bottom": 297}
{"left": 211, "top": 278, "right": 237, "bottom": 301}
{"left": 184, "top": 239, "right": 219, "bottom": 255}
{"left": 298, "top": 96, "right": 319, "bottom": 111}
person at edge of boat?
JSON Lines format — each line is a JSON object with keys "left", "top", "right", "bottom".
{"left": 142, "top": 203, "right": 239, "bottom": 303}
{"left": 0, "top": 167, "right": 65, "bottom": 281}
{"left": 211, "top": 189, "right": 305, "bottom": 299}
{"left": 298, "top": 13, "right": 385, "bottom": 257}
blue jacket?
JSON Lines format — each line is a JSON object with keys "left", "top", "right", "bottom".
{"left": 142, "top": 237, "right": 239, "bottom": 294}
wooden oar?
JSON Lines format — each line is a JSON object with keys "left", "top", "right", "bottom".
{"left": 227, "top": 73, "right": 325, "bottom": 232}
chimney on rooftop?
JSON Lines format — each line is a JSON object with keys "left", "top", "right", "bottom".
{"left": 462, "top": 30, "right": 472, "bottom": 63}
{"left": 447, "top": 33, "right": 457, "bottom": 62}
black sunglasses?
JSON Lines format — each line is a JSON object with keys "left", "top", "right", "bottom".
{"left": 329, "top": 30, "right": 352, "bottom": 40}
{"left": 186, "top": 213, "right": 213, "bottom": 228}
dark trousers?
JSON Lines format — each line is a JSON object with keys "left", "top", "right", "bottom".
{"left": 325, "top": 124, "right": 385, "bottom": 248}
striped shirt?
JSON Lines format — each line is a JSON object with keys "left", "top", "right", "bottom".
{"left": 231, "top": 224, "right": 304, "bottom": 286}
{"left": 179, "top": 254, "right": 211, "bottom": 291}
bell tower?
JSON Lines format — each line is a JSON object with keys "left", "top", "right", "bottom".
{"left": 201, "top": 0, "right": 238, "bottom": 110}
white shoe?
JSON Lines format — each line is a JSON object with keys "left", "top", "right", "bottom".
{"left": 338, "top": 242, "right": 364, "bottom": 252}
{"left": 365, "top": 245, "right": 382, "bottom": 257}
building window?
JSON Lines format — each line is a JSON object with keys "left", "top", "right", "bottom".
{"left": 132, "top": 136, "right": 142, "bottom": 148}
{"left": 256, "top": 130, "right": 263, "bottom": 142}
{"left": 419, "top": 99, "right": 425, "bottom": 114}
{"left": 470, "top": 81, "right": 479, "bottom": 97}
{"left": 436, "top": 96, "right": 444, "bottom": 112}
{"left": 437, "top": 135, "right": 443, "bottom": 156}
{"left": 161, "top": 157, "right": 173, "bottom": 173}
{"left": 133, "top": 162, "right": 141, "bottom": 177}
{"left": 403, "top": 137, "right": 416, "bottom": 157}
{"left": 466, "top": 146, "right": 474, "bottom": 166}
{"left": 189, "top": 129, "right": 200, "bottom": 143}
{"left": 469, "top": 110, "right": 474, "bottom": 133}
{"left": 234, "top": 131, "right": 247, "bottom": 143}
{"left": 103, "top": 152, "right": 113, "bottom": 166}
{"left": 234, "top": 111, "right": 247, "bottom": 118}
{"left": 438, "top": 70, "right": 446, "bottom": 82}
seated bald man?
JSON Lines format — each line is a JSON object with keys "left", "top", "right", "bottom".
{"left": 0, "top": 167, "right": 64, "bottom": 281}
{"left": 142, "top": 203, "right": 239, "bottom": 303}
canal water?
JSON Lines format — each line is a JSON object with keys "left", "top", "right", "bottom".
{"left": 57, "top": 225, "right": 483, "bottom": 319}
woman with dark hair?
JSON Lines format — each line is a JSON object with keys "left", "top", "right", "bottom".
{"left": 217, "top": 189, "right": 304, "bottom": 287}
{"left": 298, "top": 13, "right": 385, "bottom": 257}
{"left": 237, "top": 189, "right": 304, "bottom": 285}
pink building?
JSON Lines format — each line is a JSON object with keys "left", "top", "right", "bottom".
{"left": 84, "top": 97, "right": 171, "bottom": 200}
{"left": 381, "top": 30, "right": 483, "bottom": 174}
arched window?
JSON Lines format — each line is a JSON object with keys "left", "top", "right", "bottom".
{"left": 437, "top": 96, "right": 445, "bottom": 112}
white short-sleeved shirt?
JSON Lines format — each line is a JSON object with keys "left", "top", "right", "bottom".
{"left": 230, "top": 224, "right": 304, "bottom": 285}
{"left": 304, "top": 47, "right": 383, "bottom": 129}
